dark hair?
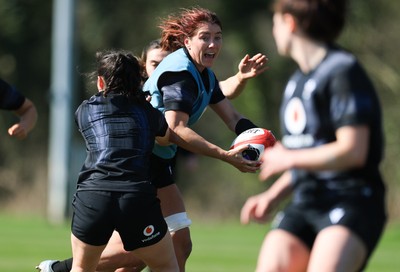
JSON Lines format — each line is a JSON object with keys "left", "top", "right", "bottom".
{"left": 273, "top": 0, "right": 347, "bottom": 43}
{"left": 94, "top": 50, "right": 146, "bottom": 103}
{"left": 140, "top": 39, "right": 162, "bottom": 64}
{"left": 159, "top": 7, "right": 222, "bottom": 52}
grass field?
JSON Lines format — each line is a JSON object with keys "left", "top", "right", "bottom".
{"left": 0, "top": 213, "right": 399, "bottom": 271}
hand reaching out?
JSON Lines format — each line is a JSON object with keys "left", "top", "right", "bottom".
{"left": 8, "top": 123, "right": 29, "bottom": 140}
{"left": 219, "top": 53, "right": 269, "bottom": 99}
{"left": 237, "top": 53, "right": 269, "bottom": 82}
{"left": 240, "top": 191, "right": 274, "bottom": 224}
{"left": 259, "top": 142, "right": 292, "bottom": 181}
{"left": 7, "top": 98, "right": 37, "bottom": 140}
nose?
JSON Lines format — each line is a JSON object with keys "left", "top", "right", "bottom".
{"left": 209, "top": 38, "right": 221, "bottom": 48}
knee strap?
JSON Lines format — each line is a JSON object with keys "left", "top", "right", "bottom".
{"left": 165, "top": 212, "right": 192, "bottom": 232}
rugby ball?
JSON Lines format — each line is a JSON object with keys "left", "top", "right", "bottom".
{"left": 230, "top": 128, "right": 276, "bottom": 161}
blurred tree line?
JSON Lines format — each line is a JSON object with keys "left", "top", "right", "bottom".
{"left": 0, "top": 0, "right": 399, "bottom": 221}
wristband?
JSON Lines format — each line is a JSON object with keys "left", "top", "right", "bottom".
{"left": 235, "top": 118, "right": 257, "bottom": 135}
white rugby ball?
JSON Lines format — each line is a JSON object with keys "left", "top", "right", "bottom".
{"left": 230, "top": 128, "right": 276, "bottom": 161}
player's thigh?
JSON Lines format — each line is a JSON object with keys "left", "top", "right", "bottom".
{"left": 97, "top": 231, "right": 145, "bottom": 270}
{"left": 133, "top": 232, "right": 178, "bottom": 272}
{"left": 308, "top": 225, "right": 367, "bottom": 272}
{"left": 71, "top": 233, "right": 106, "bottom": 272}
{"left": 256, "top": 229, "right": 309, "bottom": 272}
{"left": 71, "top": 191, "right": 116, "bottom": 245}
{"left": 157, "top": 184, "right": 186, "bottom": 216}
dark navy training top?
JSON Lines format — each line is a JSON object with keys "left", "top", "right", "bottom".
{"left": 74, "top": 91, "right": 168, "bottom": 192}
{"left": 0, "top": 79, "right": 25, "bottom": 110}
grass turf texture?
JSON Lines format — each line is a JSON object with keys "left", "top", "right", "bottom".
{"left": 0, "top": 214, "right": 398, "bottom": 271}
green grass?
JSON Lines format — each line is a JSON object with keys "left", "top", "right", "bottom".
{"left": 0, "top": 214, "right": 399, "bottom": 271}
{"left": 364, "top": 222, "right": 400, "bottom": 272}
{"left": 187, "top": 219, "right": 265, "bottom": 271}
{"left": 0, "top": 214, "right": 71, "bottom": 272}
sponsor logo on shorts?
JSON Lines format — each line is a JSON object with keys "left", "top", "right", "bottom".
{"left": 272, "top": 211, "right": 284, "bottom": 228}
{"left": 142, "top": 225, "right": 161, "bottom": 242}
{"left": 329, "top": 207, "right": 345, "bottom": 224}
{"left": 143, "top": 225, "right": 155, "bottom": 236}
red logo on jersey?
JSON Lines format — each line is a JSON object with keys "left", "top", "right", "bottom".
{"left": 143, "top": 225, "right": 155, "bottom": 236}
{"left": 284, "top": 97, "right": 306, "bottom": 135}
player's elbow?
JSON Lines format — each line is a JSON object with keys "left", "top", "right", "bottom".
{"left": 351, "top": 151, "right": 368, "bottom": 168}
{"left": 343, "top": 147, "right": 368, "bottom": 169}
{"left": 156, "top": 129, "right": 172, "bottom": 146}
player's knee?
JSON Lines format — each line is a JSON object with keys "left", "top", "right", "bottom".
{"left": 180, "top": 233, "right": 193, "bottom": 259}
{"left": 165, "top": 212, "right": 193, "bottom": 264}
{"left": 165, "top": 212, "right": 192, "bottom": 233}
{"left": 171, "top": 228, "right": 192, "bottom": 258}
{"left": 166, "top": 212, "right": 192, "bottom": 256}
{"left": 174, "top": 232, "right": 192, "bottom": 271}
{"left": 168, "top": 227, "right": 191, "bottom": 270}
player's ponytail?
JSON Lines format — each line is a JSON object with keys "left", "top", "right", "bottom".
{"left": 95, "top": 50, "right": 147, "bottom": 104}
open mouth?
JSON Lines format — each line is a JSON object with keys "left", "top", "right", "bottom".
{"left": 204, "top": 53, "right": 215, "bottom": 59}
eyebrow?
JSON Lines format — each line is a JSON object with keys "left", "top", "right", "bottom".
{"left": 198, "top": 30, "right": 223, "bottom": 35}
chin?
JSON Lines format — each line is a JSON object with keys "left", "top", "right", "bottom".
{"left": 204, "top": 61, "right": 215, "bottom": 68}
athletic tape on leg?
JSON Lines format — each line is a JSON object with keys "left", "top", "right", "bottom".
{"left": 165, "top": 212, "right": 192, "bottom": 232}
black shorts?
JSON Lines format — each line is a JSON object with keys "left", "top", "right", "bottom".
{"left": 273, "top": 186, "right": 387, "bottom": 258}
{"left": 150, "top": 153, "right": 176, "bottom": 188}
{"left": 71, "top": 190, "right": 168, "bottom": 251}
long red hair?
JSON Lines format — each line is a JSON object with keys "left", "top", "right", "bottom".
{"left": 159, "top": 7, "right": 222, "bottom": 52}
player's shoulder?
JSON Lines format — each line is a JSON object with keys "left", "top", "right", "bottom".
{"left": 324, "top": 46, "right": 358, "bottom": 72}
{"left": 308, "top": 46, "right": 360, "bottom": 85}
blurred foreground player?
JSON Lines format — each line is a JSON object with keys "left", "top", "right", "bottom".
{"left": 240, "top": 0, "right": 387, "bottom": 271}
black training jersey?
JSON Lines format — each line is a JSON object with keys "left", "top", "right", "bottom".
{"left": 280, "top": 46, "right": 385, "bottom": 197}
{"left": 75, "top": 91, "right": 168, "bottom": 192}
{"left": 0, "top": 79, "right": 25, "bottom": 110}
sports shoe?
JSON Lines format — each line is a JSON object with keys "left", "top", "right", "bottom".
{"left": 35, "top": 260, "right": 57, "bottom": 272}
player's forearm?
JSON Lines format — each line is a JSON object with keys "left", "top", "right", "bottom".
{"left": 289, "top": 127, "right": 368, "bottom": 171}
{"left": 264, "top": 171, "right": 293, "bottom": 202}
{"left": 219, "top": 73, "right": 247, "bottom": 99}
{"left": 15, "top": 99, "right": 38, "bottom": 133}
{"left": 172, "top": 126, "right": 227, "bottom": 160}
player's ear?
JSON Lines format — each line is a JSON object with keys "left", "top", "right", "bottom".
{"left": 184, "top": 37, "right": 191, "bottom": 50}
{"left": 97, "top": 76, "right": 105, "bottom": 91}
{"left": 283, "top": 13, "right": 297, "bottom": 33}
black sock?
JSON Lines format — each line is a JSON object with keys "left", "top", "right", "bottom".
{"left": 52, "top": 258, "right": 73, "bottom": 272}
